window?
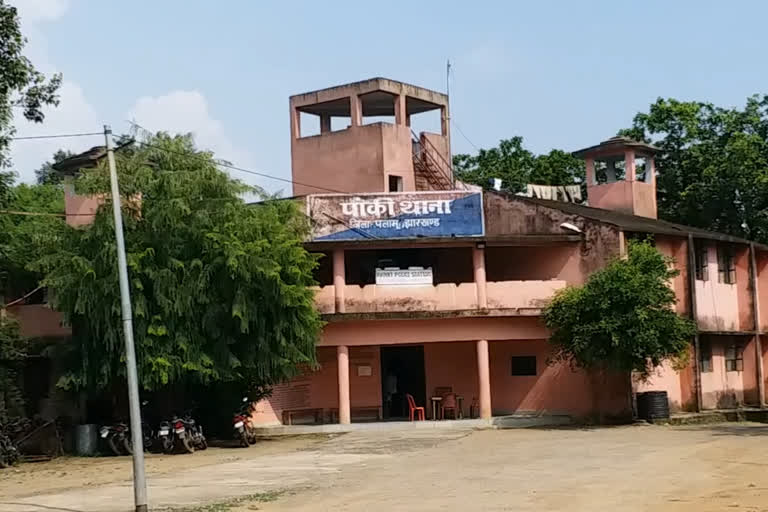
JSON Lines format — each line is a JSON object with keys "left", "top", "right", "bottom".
{"left": 725, "top": 343, "right": 744, "bottom": 372}
{"left": 388, "top": 175, "right": 403, "bottom": 192}
{"left": 511, "top": 356, "right": 537, "bottom": 376}
{"left": 717, "top": 246, "right": 736, "bottom": 284}
{"left": 699, "top": 339, "right": 713, "bottom": 373}
{"left": 694, "top": 240, "right": 708, "bottom": 281}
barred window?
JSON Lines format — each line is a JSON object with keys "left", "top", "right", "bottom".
{"left": 694, "top": 240, "right": 708, "bottom": 281}
{"left": 717, "top": 246, "right": 736, "bottom": 284}
{"left": 699, "top": 340, "right": 713, "bottom": 373}
{"left": 511, "top": 356, "right": 537, "bottom": 376}
{"left": 725, "top": 343, "right": 743, "bottom": 372}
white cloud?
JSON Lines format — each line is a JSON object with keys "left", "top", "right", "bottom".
{"left": 128, "top": 90, "right": 269, "bottom": 193}
{"left": 7, "top": 0, "right": 102, "bottom": 183}
{"left": 11, "top": 0, "right": 70, "bottom": 23}
{"left": 10, "top": 81, "right": 101, "bottom": 181}
{"left": 7, "top": 1, "right": 264, "bottom": 194}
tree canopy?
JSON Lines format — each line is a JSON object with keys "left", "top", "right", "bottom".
{"left": 37, "top": 133, "right": 322, "bottom": 391}
{"left": 452, "top": 136, "right": 584, "bottom": 193}
{"left": 34, "top": 149, "right": 74, "bottom": 185}
{"left": 0, "top": 181, "right": 64, "bottom": 298}
{"left": 0, "top": 315, "right": 25, "bottom": 420}
{"left": 543, "top": 240, "right": 696, "bottom": 380}
{"left": 0, "top": 1, "right": 61, "bottom": 168}
{"left": 620, "top": 95, "right": 768, "bottom": 243}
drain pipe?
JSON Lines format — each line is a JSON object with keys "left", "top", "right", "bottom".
{"left": 687, "top": 234, "right": 703, "bottom": 412}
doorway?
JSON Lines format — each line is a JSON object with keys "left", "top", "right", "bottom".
{"left": 380, "top": 345, "right": 426, "bottom": 419}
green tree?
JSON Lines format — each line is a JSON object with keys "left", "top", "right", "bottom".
{"left": 543, "top": 240, "right": 696, "bottom": 380}
{"left": 0, "top": 178, "right": 64, "bottom": 299}
{"left": 453, "top": 137, "right": 584, "bottom": 193}
{"left": 620, "top": 96, "right": 768, "bottom": 243}
{"left": 0, "top": 315, "right": 26, "bottom": 420}
{"left": 34, "top": 149, "right": 74, "bottom": 185}
{"left": 37, "top": 133, "right": 322, "bottom": 392}
{"left": 0, "top": 1, "right": 61, "bottom": 167}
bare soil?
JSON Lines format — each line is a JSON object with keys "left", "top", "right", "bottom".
{"left": 0, "top": 436, "right": 322, "bottom": 503}
{"left": 3, "top": 424, "right": 768, "bottom": 512}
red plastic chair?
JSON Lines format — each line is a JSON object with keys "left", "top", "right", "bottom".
{"left": 406, "top": 393, "right": 425, "bottom": 421}
{"left": 441, "top": 392, "right": 458, "bottom": 420}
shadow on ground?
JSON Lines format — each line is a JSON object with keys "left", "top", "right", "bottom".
{"left": 675, "top": 423, "right": 768, "bottom": 437}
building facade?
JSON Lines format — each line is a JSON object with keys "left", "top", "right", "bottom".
{"left": 251, "top": 78, "right": 768, "bottom": 425}
{"left": 11, "top": 77, "right": 768, "bottom": 425}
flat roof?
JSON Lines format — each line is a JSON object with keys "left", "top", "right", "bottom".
{"left": 572, "top": 136, "right": 660, "bottom": 158}
{"left": 290, "top": 77, "right": 448, "bottom": 116}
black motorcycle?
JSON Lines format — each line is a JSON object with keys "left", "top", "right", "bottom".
{"left": 170, "top": 413, "right": 207, "bottom": 454}
{"left": 156, "top": 419, "right": 174, "bottom": 454}
{"left": 99, "top": 422, "right": 130, "bottom": 456}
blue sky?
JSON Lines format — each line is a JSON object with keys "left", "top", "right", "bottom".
{"left": 9, "top": 0, "right": 768, "bottom": 195}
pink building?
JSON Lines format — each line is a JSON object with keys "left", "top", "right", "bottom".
{"left": 253, "top": 78, "right": 768, "bottom": 426}
{"left": 12, "top": 77, "right": 768, "bottom": 425}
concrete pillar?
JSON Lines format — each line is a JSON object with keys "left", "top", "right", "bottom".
{"left": 350, "top": 95, "right": 362, "bottom": 127}
{"left": 394, "top": 94, "right": 407, "bottom": 126}
{"left": 749, "top": 243, "right": 765, "bottom": 405}
{"left": 585, "top": 157, "right": 595, "bottom": 186}
{"left": 290, "top": 106, "right": 301, "bottom": 139}
{"left": 624, "top": 150, "right": 636, "bottom": 181}
{"left": 647, "top": 156, "right": 657, "bottom": 216}
{"left": 473, "top": 246, "right": 487, "bottom": 309}
{"left": 333, "top": 249, "right": 345, "bottom": 313}
{"left": 337, "top": 345, "right": 351, "bottom": 424}
{"left": 320, "top": 114, "right": 331, "bottom": 134}
{"left": 441, "top": 105, "right": 448, "bottom": 136}
{"left": 476, "top": 339, "right": 492, "bottom": 420}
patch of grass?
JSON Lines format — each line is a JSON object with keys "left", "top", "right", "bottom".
{"left": 155, "top": 490, "right": 283, "bottom": 512}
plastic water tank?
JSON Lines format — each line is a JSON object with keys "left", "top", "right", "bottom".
{"left": 637, "top": 391, "right": 670, "bottom": 421}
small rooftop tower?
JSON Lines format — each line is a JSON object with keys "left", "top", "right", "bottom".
{"left": 289, "top": 78, "right": 452, "bottom": 196}
{"left": 573, "top": 136, "right": 660, "bottom": 219}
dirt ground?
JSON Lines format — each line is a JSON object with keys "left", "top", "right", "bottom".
{"left": 3, "top": 423, "right": 768, "bottom": 512}
{"left": 248, "top": 423, "right": 768, "bottom": 512}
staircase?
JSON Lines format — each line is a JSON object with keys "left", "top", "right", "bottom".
{"left": 411, "top": 131, "right": 456, "bottom": 191}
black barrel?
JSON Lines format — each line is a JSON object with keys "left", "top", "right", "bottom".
{"left": 636, "top": 391, "right": 670, "bottom": 421}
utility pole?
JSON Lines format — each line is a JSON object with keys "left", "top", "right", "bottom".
{"left": 105, "top": 125, "right": 148, "bottom": 512}
{"left": 446, "top": 59, "right": 455, "bottom": 188}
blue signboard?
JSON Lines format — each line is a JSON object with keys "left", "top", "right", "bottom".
{"left": 308, "top": 191, "right": 484, "bottom": 241}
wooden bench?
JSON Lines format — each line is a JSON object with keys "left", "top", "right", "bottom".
{"left": 328, "top": 406, "right": 382, "bottom": 423}
{"left": 282, "top": 408, "right": 324, "bottom": 426}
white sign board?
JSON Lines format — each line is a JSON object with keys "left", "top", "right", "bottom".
{"left": 375, "top": 268, "right": 433, "bottom": 286}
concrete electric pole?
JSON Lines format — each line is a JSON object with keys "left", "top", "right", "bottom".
{"left": 105, "top": 125, "right": 148, "bottom": 512}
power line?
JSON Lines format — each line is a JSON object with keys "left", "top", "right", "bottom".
{"left": 10, "top": 132, "right": 103, "bottom": 141}
{"left": 124, "top": 120, "right": 349, "bottom": 194}
{"left": 0, "top": 209, "right": 95, "bottom": 217}
{"left": 451, "top": 120, "right": 480, "bottom": 152}
{"left": 131, "top": 138, "right": 349, "bottom": 195}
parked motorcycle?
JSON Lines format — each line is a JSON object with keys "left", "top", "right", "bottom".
{"left": 170, "top": 412, "right": 207, "bottom": 454}
{"left": 233, "top": 397, "right": 257, "bottom": 448}
{"left": 121, "top": 402, "right": 157, "bottom": 455}
{"left": 156, "top": 419, "right": 174, "bottom": 454}
{"left": 99, "top": 422, "right": 130, "bottom": 456}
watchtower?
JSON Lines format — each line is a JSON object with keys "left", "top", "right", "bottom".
{"left": 573, "top": 136, "right": 660, "bottom": 218}
{"left": 289, "top": 78, "right": 453, "bottom": 195}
